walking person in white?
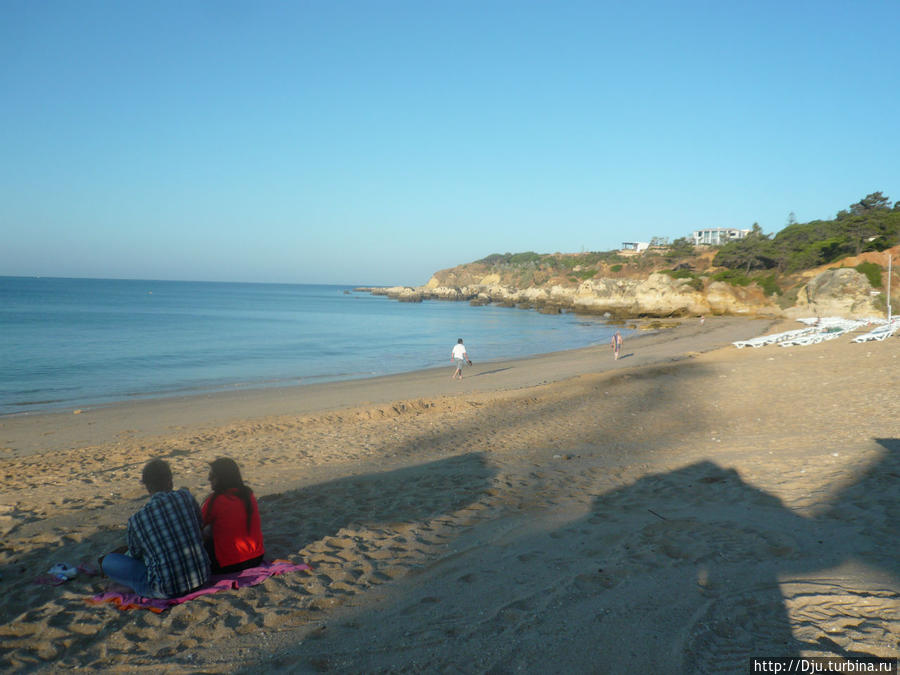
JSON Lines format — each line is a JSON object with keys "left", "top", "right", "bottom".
{"left": 450, "top": 338, "right": 469, "bottom": 380}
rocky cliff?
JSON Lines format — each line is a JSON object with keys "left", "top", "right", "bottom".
{"left": 785, "top": 268, "right": 883, "bottom": 319}
{"left": 361, "top": 259, "right": 887, "bottom": 319}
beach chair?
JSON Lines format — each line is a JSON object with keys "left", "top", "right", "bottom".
{"left": 779, "top": 319, "right": 868, "bottom": 347}
{"left": 733, "top": 327, "right": 816, "bottom": 349}
{"left": 735, "top": 318, "right": 868, "bottom": 349}
{"left": 852, "top": 319, "right": 900, "bottom": 343}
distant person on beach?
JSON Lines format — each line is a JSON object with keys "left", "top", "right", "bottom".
{"left": 101, "top": 459, "right": 210, "bottom": 598}
{"left": 451, "top": 338, "right": 470, "bottom": 380}
{"left": 611, "top": 331, "right": 623, "bottom": 360}
{"left": 201, "top": 458, "right": 265, "bottom": 574}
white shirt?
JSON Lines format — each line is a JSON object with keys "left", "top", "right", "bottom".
{"left": 452, "top": 343, "right": 467, "bottom": 359}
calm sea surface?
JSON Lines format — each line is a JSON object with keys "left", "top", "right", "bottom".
{"left": 0, "top": 277, "right": 619, "bottom": 416}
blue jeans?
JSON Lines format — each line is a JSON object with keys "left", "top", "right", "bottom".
{"left": 102, "top": 553, "right": 165, "bottom": 598}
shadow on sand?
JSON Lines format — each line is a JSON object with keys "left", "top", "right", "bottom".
{"left": 256, "top": 441, "right": 898, "bottom": 673}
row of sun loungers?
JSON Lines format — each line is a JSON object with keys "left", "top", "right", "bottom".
{"left": 794, "top": 317, "right": 870, "bottom": 331}
{"left": 852, "top": 318, "right": 900, "bottom": 342}
{"left": 779, "top": 318, "right": 869, "bottom": 348}
{"left": 734, "top": 317, "right": 883, "bottom": 349}
{"left": 733, "top": 327, "right": 817, "bottom": 349}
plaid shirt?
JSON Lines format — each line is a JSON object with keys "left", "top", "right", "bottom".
{"left": 127, "top": 488, "right": 210, "bottom": 597}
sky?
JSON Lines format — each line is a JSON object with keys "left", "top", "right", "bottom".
{"left": 2, "top": 1, "right": 899, "bottom": 286}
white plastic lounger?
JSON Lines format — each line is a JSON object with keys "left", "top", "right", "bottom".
{"left": 852, "top": 319, "right": 900, "bottom": 342}
{"left": 779, "top": 319, "right": 868, "bottom": 347}
{"left": 733, "top": 327, "right": 816, "bottom": 349}
{"left": 794, "top": 317, "right": 868, "bottom": 331}
{"left": 795, "top": 316, "right": 846, "bottom": 327}
{"left": 780, "top": 330, "right": 846, "bottom": 347}
{"left": 734, "top": 318, "right": 869, "bottom": 349}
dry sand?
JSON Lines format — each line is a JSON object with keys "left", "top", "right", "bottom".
{"left": 1, "top": 316, "right": 897, "bottom": 673}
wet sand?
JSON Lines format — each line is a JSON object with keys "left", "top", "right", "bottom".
{"left": 1, "top": 315, "right": 897, "bottom": 672}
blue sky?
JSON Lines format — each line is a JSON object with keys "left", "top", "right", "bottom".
{"left": 2, "top": 1, "right": 898, "bottom": 286}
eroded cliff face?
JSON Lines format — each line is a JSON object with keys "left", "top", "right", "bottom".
{"left": 366, "top": 265, "right": 882, "bottom": 319}
{"left": 786, "top": 268, "right": 882, "bottom": 318}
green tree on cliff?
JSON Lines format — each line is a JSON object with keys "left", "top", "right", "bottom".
{"left": 713, "top": 223, "right": 775, "bottom": 273}
{"left": 666, "top": 237, "right": 695, "bottom": 259}
{"left": 714, "top": 192, "right": 900, "bottom": 274}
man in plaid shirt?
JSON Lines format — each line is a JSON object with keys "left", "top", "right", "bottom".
{"left": 101, "top": 459, "right": 210, "bottom": 598}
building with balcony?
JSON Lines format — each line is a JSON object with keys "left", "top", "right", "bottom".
{"left": 692, "top": 227, "right": 750, "bottom": 246}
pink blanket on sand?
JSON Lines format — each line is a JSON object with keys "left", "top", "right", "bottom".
{"left": 87, "top": 560, "right": 311, "bottom": 612}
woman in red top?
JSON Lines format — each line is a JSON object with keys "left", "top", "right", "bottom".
{"left": 202, "top": 458, "right": 265, "bottom": 574}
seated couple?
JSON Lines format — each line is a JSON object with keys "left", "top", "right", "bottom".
{"left": 101, "top": 457, "right": 265, "bottom": 599}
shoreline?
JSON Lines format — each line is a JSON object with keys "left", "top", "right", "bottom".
{"left": 0, "top": 316, "right": 772, "bottom": 457}
{"left": 2, "top": 312, "right": 898, "bottom": 671}
{"left": 0, "top": 301, "right": 617, "bottom": 421}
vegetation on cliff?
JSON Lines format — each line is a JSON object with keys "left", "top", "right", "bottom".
{"left": 440, "top": 192, "right": 899, "bottom": 303}
{"left": 713, "top": 192, "right": 900, "bottom": 274}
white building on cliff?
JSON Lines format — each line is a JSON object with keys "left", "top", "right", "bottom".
{"left": 692, "top": 227, "right": 750, "bottom": 246}
{"left": 619, "top": 241, "right": 650, "bottom": 256}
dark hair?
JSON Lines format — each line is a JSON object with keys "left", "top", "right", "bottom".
{"left": 457, "top": 338, "right": 463, "bottom": 344}
{"left": 207, "top": 457, "right": 254, "bottom": 531}
{"left": 142, "top": 458, "right": 172, "bottom": 492}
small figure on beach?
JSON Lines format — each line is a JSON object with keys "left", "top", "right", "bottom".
{"left": 700, "top": 315, "right": 705, "bottom": 325}
{"left": 202, "top": 458, "right": 265, "bottom": 574}
{"left": 611, "top": 331, "right": 623, "bottom": 360}
{"left": 451, "top": 338, "right": 469, "bottom": 380}
{"left": 101, "top": 458, "right": 210, "bottom": 598}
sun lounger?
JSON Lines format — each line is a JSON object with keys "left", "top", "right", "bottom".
{"left": 794, "top": 317, "right": 868, "bottom": 330}
{"left": 736, "top": 318, "right": 872, "bottom": 349}
{"left": 779, "top": 330, "right": 846, "bottom": 347}
{"left": 852, "top": 319, "right": 900, "bottom": 342}
{"left": 778, "top": 319, "right": 869, "bottom": 347}
{"left": 733, "top": 327, "right": 816, "bottom": 349}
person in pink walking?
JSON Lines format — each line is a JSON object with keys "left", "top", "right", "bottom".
{"left": 611, "top": 331, "right": 623, "bottom": 360}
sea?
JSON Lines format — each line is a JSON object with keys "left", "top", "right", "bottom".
{"left": 0, "top": 277, "right": 621, "bottom": 416}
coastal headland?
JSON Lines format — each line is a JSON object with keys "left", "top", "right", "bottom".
{"left": 1, "top": 316, "right": 898, "bottom": 671}
{"left": 357, "top": 244, "right": 900, "bottom": 320}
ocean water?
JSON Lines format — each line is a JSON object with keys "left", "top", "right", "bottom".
{"left": 0, "top": 277, "right": 619, "bottom": 416}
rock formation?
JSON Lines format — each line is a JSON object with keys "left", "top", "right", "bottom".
{"left": 358, "top": 262, "right": 886, "bottom": 319}
{"left": 786, "top": 268, "right": 882, "bottom": 318}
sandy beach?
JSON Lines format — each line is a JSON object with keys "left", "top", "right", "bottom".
{"left": 1, "top": 316, "right": 898, "bottom": 673}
